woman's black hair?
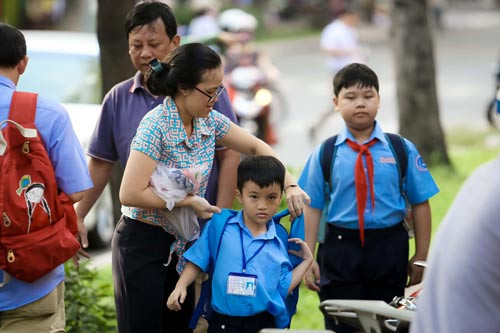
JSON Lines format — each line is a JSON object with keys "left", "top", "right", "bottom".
{"left": 146, "top": 43, "right": 222, "bottom": 97}
{"left": 124, "top": 1, "right": 177, "bottom": 40}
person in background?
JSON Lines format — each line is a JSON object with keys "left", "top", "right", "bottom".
{"left": 188, "top": 0, "right": 220, "bottom": 39}
{"left": 410, "top": 155, "right": 500, "bottom": 333}
{"left": 0, "top": 22, "right": 92, "bottom": 332}
{"left": 299, "top": 63, "right": 439, "bottom": 333}
{"left": 309, "top": 5, "right": 365, "bottom": 140}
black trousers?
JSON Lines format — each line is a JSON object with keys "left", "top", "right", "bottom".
{"left": 112, "top": 216, "right": 195, "bottom": 333}
{"left": 318, "top": 223, "right": 409, "bottom": 333}
{"left": 207, "top": 311, "right": 276, "bottom": 333}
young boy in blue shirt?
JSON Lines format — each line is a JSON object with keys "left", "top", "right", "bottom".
{"left": 299, "top": 63, "right": 439, "bottom": 333}
{"left": 167, "top": 156, "right": 313, "bottom": 332}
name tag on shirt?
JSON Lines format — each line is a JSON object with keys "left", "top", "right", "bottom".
{"left": 380, "top": 156, "right": 396, "bottom": 164}
{"left": 227, "top": 272, "right": 257, "bottom": 297}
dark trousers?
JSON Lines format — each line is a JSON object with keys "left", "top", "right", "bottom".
{"left": 318, "top": 223, "right": 409, "bottom": 333}
{"left": 208, "top": 311, "right": 276, "bottom": 333}
{"left": 112, "top": 216, "right": 195, "bottom": 333}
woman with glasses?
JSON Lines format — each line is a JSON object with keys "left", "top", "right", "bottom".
{"left": 117, "top": 43, "right": 309, "bottom": 332}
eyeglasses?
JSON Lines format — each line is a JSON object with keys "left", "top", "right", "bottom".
{"left": 194, "top": 85, "right": 225, "bottom": 104}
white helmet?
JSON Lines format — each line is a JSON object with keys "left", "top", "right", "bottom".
{"left": 218, "top": 8, "right": 258, "bottom": 33}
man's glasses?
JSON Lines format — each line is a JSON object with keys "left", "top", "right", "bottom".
{"left": 194, "top": 85, "right": 225, "bottom": 104}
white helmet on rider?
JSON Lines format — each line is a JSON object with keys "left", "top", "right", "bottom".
{"left": 218, "top": 8, "right": 258, "bottom": 33}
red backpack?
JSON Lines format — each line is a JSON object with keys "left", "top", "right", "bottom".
{"left": 0, "top": 92, "right": 81, "bottom": 282}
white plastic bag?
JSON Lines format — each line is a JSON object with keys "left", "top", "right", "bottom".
{"left": 150, "top": 164, "right": 204, "bottom": 241}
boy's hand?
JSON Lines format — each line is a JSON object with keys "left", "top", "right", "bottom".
{"left": 189, "top": 195, "right": 221, "bottom": 220}
{"left": 167, "top": 287, "right": 186, "bottom": 311}
{"left": 407, "top": 255, "right": 425, "bottom": 286}
{"left": 304, "top": 261, "right": 321, "bottom": 292}
{"left": 284, "top": 185, "right": 310, "bottom": 220}
{"left": 288, "top": 238, "right": 313, "bottom": 261}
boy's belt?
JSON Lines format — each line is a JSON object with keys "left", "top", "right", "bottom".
{"left": 326, "top": 222, "right": 405, "bottom": 242}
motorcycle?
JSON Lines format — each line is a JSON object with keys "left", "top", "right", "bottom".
{"left": 486, "top": 57, "right": 500, "bottom": 127}
{"left": 319, "top": 261, "right": 426, "bottom": 333}
{"left": 226, "top": 65, "right": 286, "bottom": 145}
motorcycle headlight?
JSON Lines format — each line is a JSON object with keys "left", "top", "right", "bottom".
{"left": 255, "top": 88, "right": 272, "bottom": 107}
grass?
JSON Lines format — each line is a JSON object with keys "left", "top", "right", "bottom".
{"left": 95, "top": 128, "right": 500, "bottom": 329}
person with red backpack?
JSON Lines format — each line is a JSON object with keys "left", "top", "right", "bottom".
{"left": 0, "top": 22, "right": 92, "bottom": 331}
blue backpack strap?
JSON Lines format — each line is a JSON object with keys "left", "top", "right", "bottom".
{"left": 272, "top": 209, "right": 305, "bottom": 267}
{"left": 318, "top": 135, "right": 338, "bottom": 243}
{"left": 271, "top": 208, "right": 304, "bottom": 327}
{"left": 384, "top": 133, "right": 408, "bottom": 193}
{"left": 320, "top": 135, "right": 338, "bottom": 188}
{"left": 188, "top": 209, "right": 237, "bottom": 329}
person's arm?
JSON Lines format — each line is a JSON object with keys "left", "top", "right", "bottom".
{"left": 166, "top": 262, "right": 202, "bottom": 311}
{"left": 74, "top": 157, "right": 114, "bottom": 248}
{"left": 119, "top": 150, "right": 221, "bottom": 219}
{"left": 215, "top": 148, "right": 239, "bottom": 208}
{"left": 217, "top": 123, "right": 310, "bottom": 219}
{"left": 68, "top": 190, "right": 86, "bottom": 204}
{"left": 303, "top": 205, "right": 321, "bottom": 291}
{"left": 408, "top": 200, "right": 432, "bottom": 286}
{"left": 287, "top": 238, "right": 314, "bottom": 293}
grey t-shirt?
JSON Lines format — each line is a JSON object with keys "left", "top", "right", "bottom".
{"left": 410, "top": 155, "right": 500, "bottom": 333}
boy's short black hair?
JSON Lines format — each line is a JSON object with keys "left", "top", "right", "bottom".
{"left": 237, "top": 156, "right": 285, "bottom": 192}
{"left": 333, "top": 63, "right": 379, "bottom": 96}
{"left": 125, "top": 1, "right": 177, "bottom": 40}
{"left": 0, "top": 23, "right": 26, "bottom": 68}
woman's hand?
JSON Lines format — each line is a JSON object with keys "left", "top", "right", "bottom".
{"left": 284, "top": 185, "right": 310, "bottom": 220}
{"left": 188, "top": 195, "right": 221, "bottom": 219}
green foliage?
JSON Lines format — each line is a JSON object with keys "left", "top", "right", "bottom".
{"left": 64, "top": 261, "right": 116, "bottom": 333}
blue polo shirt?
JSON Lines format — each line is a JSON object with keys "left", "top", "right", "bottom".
{"left": 183, "top": 211, "right": 293, "bottom": 328}
{"left": 87, "top": 71, "right": 237, "bottom": 205}
{"left": 0, "top": 75, "right": 92, "bottom": 311}
{"left": 298, "top": 122, "right": 439, "bottom": 229}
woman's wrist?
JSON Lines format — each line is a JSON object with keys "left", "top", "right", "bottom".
{"left": 283, "top": 183, "right": 298, "bottom": 193}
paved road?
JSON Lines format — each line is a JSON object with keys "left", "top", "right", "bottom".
{"left": 264, "top": 9, "right": 500, "bottom": 167}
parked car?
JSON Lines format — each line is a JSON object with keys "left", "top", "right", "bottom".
{"left": 17, "top": 30, "right": 114, "bottom": 248}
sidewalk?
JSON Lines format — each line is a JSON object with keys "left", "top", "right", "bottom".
{"left": 357, "top": 5, "right": 500, "bottom": 42}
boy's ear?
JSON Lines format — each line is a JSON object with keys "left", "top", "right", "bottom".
{"left": 332, "top": 96, "right": 339, "bottom": 110}
{"left": 235, "top": 189, "right": 242, "bottom": 204}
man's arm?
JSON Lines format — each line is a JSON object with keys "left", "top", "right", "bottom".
{"left": 304, "top": 205, "right": 321, "bottom": 292}
{"left": 215, "top": 148, "right": 239, "bottom": 208}
{"left": 74, "top": 157, "right": 114, "bottom": 248}
{"left": 408, "top": 200, "right": 432, "bottom": 286}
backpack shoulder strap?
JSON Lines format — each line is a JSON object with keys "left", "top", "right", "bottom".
{"left": 211, "top": 209, "right": 238, "bottom": 262}
{"left": 385, "top": 133, "right": 408, "bottom": 193}
{"left": 8, "top": 92, "right": 38, "bottom": 125}
{"left": 189, "top": 208, "right": 237, "bottom": 330}
{"left": 320, "top": 134, "right": 338, "bottom": 189}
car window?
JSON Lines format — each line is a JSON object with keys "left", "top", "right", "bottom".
{"left": 18, "top": 51, "right": 101, "bottom": 104}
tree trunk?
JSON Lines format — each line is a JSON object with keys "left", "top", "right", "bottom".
{"left": 390, "top": 0, "right": 450, "bottom": 166}
{"left": 97, "top": 0, "right": 136, "bottom": 222}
